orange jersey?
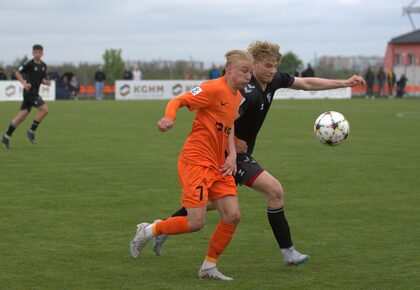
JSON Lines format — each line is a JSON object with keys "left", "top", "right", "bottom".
{"left": 165, "top": 77, "right": 242, "bottom": 169}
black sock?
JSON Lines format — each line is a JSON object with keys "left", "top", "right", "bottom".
{"left": 30, "top": 120, "right": 40, "bottom": 132}
{"left": 267, "top": 206, "right": 293, "bottom": 249}
{"left": 5, "top": 124, "right": 16, "bottom": 137}
{"left": 171, "top": 207, "right": 187, "bottom": 217}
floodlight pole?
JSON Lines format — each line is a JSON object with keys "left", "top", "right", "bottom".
{"left": 403, "top": 0, "right": 420, "bottom": 30}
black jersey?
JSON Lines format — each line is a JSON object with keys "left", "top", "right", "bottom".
{"left": 235, "top": 72, "right": 294, "bottom": 154}
{"left": 18, "top": 59, "right": 47, "bottom": 95}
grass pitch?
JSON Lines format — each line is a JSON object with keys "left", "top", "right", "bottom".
{"left": 0, "top": 99, "right": 419, "bottom": 290}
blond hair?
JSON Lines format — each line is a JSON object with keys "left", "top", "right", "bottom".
{"left": 247, "top": 41, "right": 282, "bottom": 63}
{"left": 225, "top": 49, "right": 254, "bottom": 66}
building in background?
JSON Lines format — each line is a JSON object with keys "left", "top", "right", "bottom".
{"left": 384, "top": 29, "right": 420, "bottom": 87}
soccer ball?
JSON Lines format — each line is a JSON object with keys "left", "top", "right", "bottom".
{"left": 314, "top": 111, "right": 350, "bottom": 146}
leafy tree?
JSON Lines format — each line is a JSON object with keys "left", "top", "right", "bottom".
{"left": 13, "top": 55, "right": 28, "bottom": 67}
{"left": 102, "top": 49, "right": 125, "bottom": 84}
{"left": 278, "top": 51, "right": 303, "bottom": 75}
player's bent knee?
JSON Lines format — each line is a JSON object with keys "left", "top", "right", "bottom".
{"left": 224, "top": 211, "right": 241, "bottom": 225}
{"left": 273, "top": 186, "right": 284, "bottom": 200}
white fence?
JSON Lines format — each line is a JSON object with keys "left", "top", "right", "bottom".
{"left": 115, "top": 80, "right": 351, "bottom": 100}
{"left": 274, "top": 87, "right": 351, "bottom": 99}
{"left": 0, "top": 80, "right": 351, "bottom": 101}
{"left": 0, "top": 81, "right": 56, "bottom": 101}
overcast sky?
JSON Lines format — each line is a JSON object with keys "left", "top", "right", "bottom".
{"left": 0, "top": 0, "right": 418, "bottom": 67}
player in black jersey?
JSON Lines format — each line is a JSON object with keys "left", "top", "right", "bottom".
{"left": 2, "top": 44, "right": 50, "bottom": 149}
{"left": 151, "top": 41, "right": 365, "bottom": 266}
{"left": 233, "top": 41, "right": 364, "bottom": 265}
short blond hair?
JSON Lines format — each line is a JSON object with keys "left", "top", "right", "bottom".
{"left": 225, "top": 49, "right": 254, "bottom": 66}
{"left": 247, "top": 41, "right": 282, "bottom": 63}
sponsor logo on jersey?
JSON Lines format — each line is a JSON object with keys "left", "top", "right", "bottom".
{"left": 244, "top": 87, "right": 252, "bottom": 93}
{"left": 244, "top": 84, "right": 255, "bottom": 93}
{"left": 215, "top": 121, "right": 231, "bottom": 135}
{"left": 190, "top": 86, "right": 202, "bottom": 96}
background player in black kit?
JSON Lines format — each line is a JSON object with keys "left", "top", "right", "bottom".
{"left": 151, "top": 40, "right": 365, "bottom": 266}
{"left": 2, "top": 44, "right": 50, "bottom": 149}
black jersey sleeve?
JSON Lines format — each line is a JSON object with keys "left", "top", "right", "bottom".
{"left": 17, "top": 61, "right": 32, "bottom": 74}
{"left": 271, "top": 72, "right": 295, "bottom": 89}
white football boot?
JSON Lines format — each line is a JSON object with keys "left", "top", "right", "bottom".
{"left": 281, "top": 246, "right": 309, "bottom": 266}
{"left": 198, "top": 267, "right": 233, "bottom": 281}
{"left": 129, "top": 222, "right": 151, "bottom": 259}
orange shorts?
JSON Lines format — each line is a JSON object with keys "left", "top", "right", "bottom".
{"left": 177, "top": 160, "right": 237, "bottom": 208}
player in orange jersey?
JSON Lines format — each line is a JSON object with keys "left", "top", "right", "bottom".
{"left": 154, "top": 41, "right": 365, "bottom": 267}
{"left": 129, "top": 49, "right": 254, "bottom": 281}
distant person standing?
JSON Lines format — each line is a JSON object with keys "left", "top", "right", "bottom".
{"left": 132, "top": 64, "right": 142, "bottom": 81}
{"left": 376, "top": 67, "right": 386, "bottom": 98}
{"left": 387, "top": 69, "right": 396, "bottom": 98}
{"left": 396, "top": 74, "right": 408, "bottom": 98}
{"left": 2, "top": 44, "right": 50, "bottom": 149}
{"left": 302, "top": 63, "right": 315, "bottom": 77}
{"left": 123, "top": 65, "right": 133, "bottom": 80}
{"left": 10, "top": 68, "right": 18, "bottom": 80}
{"left": 0, "top": 67, "right": 7, "bottom": 80}
{"left": 94, "top": 66, "right": 106, "bottom": 100}
{"left": 70, "top": 75, "right": 79, "bottom": 98}
{"left": 209, "top": 64, "right": 221, "bottom": 79}
{"left": 364, "top": 67, "right": 375, "bottom": 99}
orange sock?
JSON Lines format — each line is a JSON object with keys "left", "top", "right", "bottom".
{"left": 206, "top": 221, "right": 237, "bottom": 262}
{"left": 153, "top": 216, "right": 190, "bottom": 236}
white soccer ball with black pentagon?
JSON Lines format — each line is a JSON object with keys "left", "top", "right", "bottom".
{"left": 314, "top": 111, "right": 350, "bottom": 146}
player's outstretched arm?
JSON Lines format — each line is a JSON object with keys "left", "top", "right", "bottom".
{"left": 290, "top": 75, "right": 365, "bottom": 91}
{"left": 343, "top": 75, "right": 366, "bottom": 87}
{"left": 157, "top": 96, "right": 187, "bottom": 132}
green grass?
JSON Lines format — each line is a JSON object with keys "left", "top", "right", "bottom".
{"left": 0, "top": 99, "right": 419, "bottom": 290}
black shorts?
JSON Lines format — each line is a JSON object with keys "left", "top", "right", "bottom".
{"left": 20, "top": 93, "right": 45, "bottom": 112}
{"left": 234, "top": 153, "right": 264, "bottom": 186}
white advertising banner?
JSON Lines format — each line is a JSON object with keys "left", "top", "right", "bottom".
{"left": 0, "top": 81, "right": 56, "bottom": 101}
{"left": 116, "top": 80, "right": 351, "bottom": 100}
{"left": 274, "top": 87, "right": 351, "bottom": 99}
{"left": 115, "top": 80, "right": 206, "bottom": 100}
